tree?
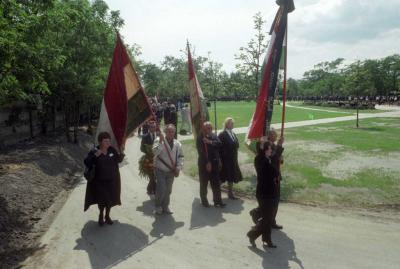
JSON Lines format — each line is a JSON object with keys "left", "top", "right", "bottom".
{"left": 235, "top": 12, "right": 269, "bottom": 97}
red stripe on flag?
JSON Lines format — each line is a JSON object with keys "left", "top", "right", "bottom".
{"left": 103, "top": 35, "right": 130, "bottom": 147}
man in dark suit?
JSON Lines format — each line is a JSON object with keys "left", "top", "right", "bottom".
{"left": 196, "top": 121, "right": 225, "bottom": 207}
{"left": 140, "top": 120, "right": 158, "bottom": 195}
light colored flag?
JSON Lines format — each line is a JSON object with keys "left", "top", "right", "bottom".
{"left": 96, "top": 34, "right": 152, "bottom": 150}
{"left": 187, "top": 42, "right": 209, "bottom": 139}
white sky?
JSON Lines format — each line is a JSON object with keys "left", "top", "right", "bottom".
{"left": 104, "top": 0, "right": 400, "bottom": 79}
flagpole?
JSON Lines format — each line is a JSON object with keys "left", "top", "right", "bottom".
{"left": 280, "top": 21, "right": 288, "bottom": 138}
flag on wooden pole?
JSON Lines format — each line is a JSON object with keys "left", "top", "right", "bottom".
{"left": 246, "top": 0, "right": 294, "bottom": 144}
{"left": 96, "top": 33, "right": 152, "bottom": 150}
{"left": 187, "top": 41, "right": 209, "bottom": 139}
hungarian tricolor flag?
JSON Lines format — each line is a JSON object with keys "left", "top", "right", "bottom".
{"left": 246, "top": 0, "right": 294, "bottom": 141}
{"left": 96, "top": 34, "right": 152, "bottom": 150}
{"left": 187, "top": 42, "right": 209, "bottom": 139}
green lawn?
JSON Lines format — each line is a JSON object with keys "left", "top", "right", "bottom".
{"left": 181, "top": 117, "right": 400, "bottom": 209}
{"left": 188, "top": 101, "right": 374, "bottom": 129}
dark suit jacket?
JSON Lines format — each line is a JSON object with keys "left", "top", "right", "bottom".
{"left": 196, "top": 133, "right": 221, "bottom": 175}
{"left": 218, "top": 130, "right": 242, "bottom": 183}
{"left": 254, "top": 154, "right": 279, "bottom": 200}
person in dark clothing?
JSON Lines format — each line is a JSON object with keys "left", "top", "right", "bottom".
{"left": 196, "top": 121, "right": 225, "bottom": 208}
{"left": 168, "top": 104, "right": 178, "bottom": 139}
{"left": 247, "top": 141, "right": 279, "bottom": 248}
{"left": 140, "top": 120, "right": 158, "bottom": 195}
{"left": 249, "top": 130, "right": 284, "bottom": 229}
{"left": 218, "top": 117, "right": 242, "bottom": 199}
{"left": 84, "top": 132, "right": 124, "bottom": 226}
{"left": 268, "top": 129, "right": 284, "bottom": 229}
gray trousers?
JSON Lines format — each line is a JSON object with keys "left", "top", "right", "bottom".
{"left": 155, "top": 168, "right": 175, "bottom": 210}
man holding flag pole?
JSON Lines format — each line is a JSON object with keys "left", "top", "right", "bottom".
{"left": 187, "top": 42, "right": 225, "bottom": 208}
{"left": 246, "top": 0, "right": 294, "bottom": 247}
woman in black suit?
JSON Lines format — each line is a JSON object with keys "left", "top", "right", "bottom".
{"left": 247, "top": 141, "right": 279, "bottom": 248}
{"left": 84, "top": 132, "right": 124, "bottom": 226}
{"left": 218, "top": 118, "right": 242, "bottom": 199}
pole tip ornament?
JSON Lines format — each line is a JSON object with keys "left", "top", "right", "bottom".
{"left": 276, "top": 0, "right": 295, "bottom": 13}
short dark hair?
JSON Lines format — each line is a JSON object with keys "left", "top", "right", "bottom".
{"left": 258, "top": 141, "right": 272, "bottom": 155}
{"left": 97, "top": 132, "right": 111, "bottom": 143}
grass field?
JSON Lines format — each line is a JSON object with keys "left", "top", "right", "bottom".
{"left": 181, "top": 117, "right": 400, "bottom": 209}
{"left": 185, "top": 101, "right": 376, "bottom": 129}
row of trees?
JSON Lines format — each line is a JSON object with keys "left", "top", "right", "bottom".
{"left": 1, "top": 2, "right": 399, "bottom": 141}
{"left": 1, "top": 0, "right": 124, "bottom": 141}
{"left": 287, "top": 55, "right": 400, "bottom": 99}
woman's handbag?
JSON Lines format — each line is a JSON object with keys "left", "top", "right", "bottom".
{"left": 84, "top": 165, "right": 95, "bottom": 182}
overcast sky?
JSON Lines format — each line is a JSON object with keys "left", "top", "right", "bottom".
{"left": 103, "top": 0, "right": 400, "bottom": 79}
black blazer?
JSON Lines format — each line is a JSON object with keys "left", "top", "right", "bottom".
{"left": 254, "top": 154, "right": 279, "bottom": 200}
{"left": 196, "top": 133, "right": 221, "bottom": 174}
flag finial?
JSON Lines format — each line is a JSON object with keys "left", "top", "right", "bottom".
{"left": 276, "top": 0, "right": 295, "bottom": 13}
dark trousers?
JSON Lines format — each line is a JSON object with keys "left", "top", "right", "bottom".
{"left": 199, "top": 172, "right": 222, "bottom": 204}
{"left": 247, "top": 198, "right": 275, "bottom": 242}
{"left": 147, "top": 173, "right": 156, "bottom": 195}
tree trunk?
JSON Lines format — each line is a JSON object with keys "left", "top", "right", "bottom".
{"left": 28, "top": 108, "right": 34, "bottom": 138}
{"left": 52, "top": 103, "right": 56, "bottom": 132}
{"left": 73, "top": 101, "right": 80, "bottom": 143}
{"left": 65, "top": 103, "right": 71, "bottom": 142}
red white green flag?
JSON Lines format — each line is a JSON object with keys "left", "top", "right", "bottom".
{"left": 96, "top": 34, "right": 152, "bottom": 150}
{"left": 246, "top": 0, "right": 294, "bottom": 143}
{"left": 187, "top": 42, "right": 209, "bottom": 139}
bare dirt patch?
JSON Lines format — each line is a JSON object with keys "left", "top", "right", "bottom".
{"left": 0, "top": 132, "right": 92, "bottom": 268}
{"left": 286, "top": 140, "right": 343, "bottom": 152}
{"left": 322, "top": 152, "right": 400, "bottom": 180}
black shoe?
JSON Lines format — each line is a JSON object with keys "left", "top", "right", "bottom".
{"left": 202, "top": 202, "right": 210, "bottom": 208}
{"left": 105, "top": 216, "right": 114, "bottom": 225}
{"left": 247, "top": 232, "right": 256, "bottom": 247}
{"left": 214, "top": 202, "right": 226, "bottom": 208}
{"left": 271, "top": 224, "right": 283, "bottom": 229}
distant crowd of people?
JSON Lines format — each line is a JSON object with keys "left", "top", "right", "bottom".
{"left": 287, "top": 95, "right": 400, "bottom": 106}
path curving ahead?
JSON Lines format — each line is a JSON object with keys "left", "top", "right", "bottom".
{"left": 22, "top": 133, "right": 400, "bottom": 269}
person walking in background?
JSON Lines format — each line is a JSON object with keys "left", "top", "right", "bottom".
{"left": 84, "top": 132, "right": 125, "bottom": 226}
{"left": 152, "top": 124, "right": 184, "bottom": 215}
{"left": 247, "top": 141, "right": 279, "bottom": 248}
{"left": 218, "top": 118, "right": 242, "bottom": 199}
{"left": 180, "top": 104, "right": 192, "bottom": 134}
{"left": 140, "top": 119, "right": 158, "bottom": 196}
{"left": 196, "top": 122, "right": 225, "bottom": 208}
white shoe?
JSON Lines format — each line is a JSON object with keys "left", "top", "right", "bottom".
{"left": 155, "top": 207, "right": 163, "bottom": 215}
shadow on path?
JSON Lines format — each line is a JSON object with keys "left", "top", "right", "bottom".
{"left": 74, "top": 220, "right": 150, "bottom": 269}
{"left": 220, "top": 197, "right": 245, "bottom": 215}
{"left": 248, "top": 230, "right": 304, "bottom": 269}
{"left": 150, "top": 214, "right": 184, "bottom": 238}
{"left": 190, "top": 198, "right": 226, "bottom": 230}
{"left": 136, "top": 199, "right": 155, "bottom": 217}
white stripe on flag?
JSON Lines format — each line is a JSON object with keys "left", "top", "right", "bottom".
{"left": 96, "top": 98, "right": 118, "bottom": 148}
